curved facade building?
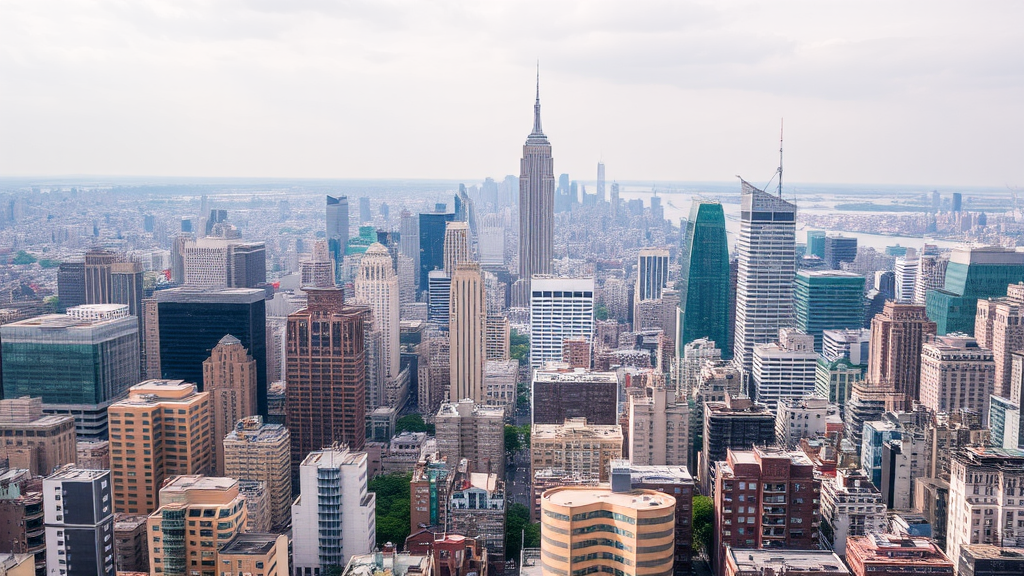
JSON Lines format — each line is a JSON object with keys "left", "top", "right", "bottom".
{"left": 678, "top": 200, "right": 731, "bottom": 358}
{"left": 540, "top": 486, "right": 676, "bottom": 576}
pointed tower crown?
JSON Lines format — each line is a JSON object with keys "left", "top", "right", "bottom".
{"left": 527, "top": 63, "right": 549, "bottom": 144}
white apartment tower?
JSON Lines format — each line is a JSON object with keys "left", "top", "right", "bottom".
{"left": 752, "top": 329, "right": 818, "bottom": 411}
{"left": 733, "top": 179, "right": 797, "bottom": 375}
{"left": 628, "top": 385, "right": 689, "bottom": 468}
{"left": 354, "top": 243, "right": 400, "bottom": 381}
{"left": 946, "top": 447, "right": 1024, "bottom": 564}
{"left": 530, "top": 276, "right": 595, "bottom": 368}
{"left": 292, "top": 447, "right": 376, "bottom": 573}
{"left": 894, "top": 256, "right": 919, "bottom": 304}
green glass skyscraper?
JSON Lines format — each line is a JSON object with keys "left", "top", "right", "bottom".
{"left": 678, "top": 200, "right": 732, "bottom": 358}
{"left": 794, "top": 270, "right": 866, "bottom": 351}
{"left": 925, "top": 246, "right": 1024, "bottom": 335}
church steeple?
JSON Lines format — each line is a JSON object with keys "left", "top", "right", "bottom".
{"left": 529, "top": 62, "right": 546, "bottom": 140}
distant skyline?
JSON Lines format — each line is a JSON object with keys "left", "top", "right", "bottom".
{"left": 2, "top": 1, "right": 1024, "bottom": 187}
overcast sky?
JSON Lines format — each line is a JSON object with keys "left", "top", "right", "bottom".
{"left": 2, "top": 1, "right": 1023, "bottom": 187}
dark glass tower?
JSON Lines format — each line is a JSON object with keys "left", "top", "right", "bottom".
{"left": 419, "top": 210, "right": 455, "bottom": 290}
{"left": 678, "top": 201, "right": 732, "bottom": 358}
{"left": 155, "top": 288, "right": 268, "bottom": 415}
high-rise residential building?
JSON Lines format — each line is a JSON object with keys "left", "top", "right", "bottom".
{"left": 733, "top": 179, "right": 797, "bottom": 375}
{"left": 435, "top": 399, "right": 504, "bottom": 478}
{"left": 43, "top": 467, "right": 115, "bottom": 576}
{"left": 518, "top": 75, "right": 555, "bottom": 291}
{"left": 628, "top": 384, "right": 689, "bottom": 467}
{"left": 0, "top": 397, "right": 75, "bottom": 477}
{"left": 794, "top": 271, "right": 866, "bottom": 351}
{"left": 919, "top": 335, "right": 995, "bottom": 424}
{"left": 448, "top": 465, "right": 506, "bottom": 576}
{"left": 217, "top": 534, "right": 290, "bottom": 576}
{"left": 680, "top": 338, "right": 723, "bottom": 397}
{"left": 443, "top": 221, "right": 470, "bottom": 276}
{"left": 845, "top": 534, "right": 953, "bottom": 576}
{"left": 926, "top": 246, "right": 1024, "bottom": 335}
{"left": 222, "top": 416, "right": 291, "bottom": 530}
{"left": 678, "top": 200, "right": 732, "bottom": 360}
{"left": 485, "top": 313, "right": 510, "bottom": 361}
{"left": 292, "top": 447, "right": 375, "bottom": 574}
{"left": 975, "top": 296, "right": 1024, "bottom": 399}
{"left": 539, "top": 483, "right": 675, "bottom": 576}
{"left": 114, "top": 514, "right": 149, "bottom": 573}
{"left": 947, "top": 447, "right": 1024, "bottom": 563}
{"left": 410, "top": 452, "right": 453, "bottom": 532}
{"left": 483, "top": 359, "right": 518, "bottom": 417}
{"left": 355, "top": 243, "right": 400, "bottom": 383}
{"left": 449, "top": 263, "right": 486, "bottom": 403}
{"left": 701, "top": 394, "right": 776, "bottom": 496}
{"left": 860, "top": 418, "right": 903, "bottom": 489}
{"left": 752, "top": 329, "right": 818, "bottom": 411}
{"left": 712, "top": 447, "right": 820, "bottom": 574}
{"left": 816, "top": 328, "right": 870, "bottom": 417}
{"left": 868, "top": 302, "right": 937, "bottom": 410}
{"left": 154, "top": 287, "right": 268, "bottom": 415}
{"left": 820, "top": 469, "right": 885, "bottom": 556}
{"left": 531, "top": 364, "right": 618, "bottom": 426}
{"left": 203, "top": 335, "right": 257, "bottom": 475}
{"left": 636, "top": 248, "right": 670, "bottom": 302}
{"left": 146, "top": 476, "right": 248, "bottom": 576}
{"left": 914, "top": 253, "right": 949, "bottom": 305}
{"left": 529, "top": 276, "right": 594, "bottom": 367}
{"left": 1, "top": 304, "right": 139, "bottom": 438}
{"left": 775, "top": 395, "right": 839, "bottom": 449}
{"left": 285, "top": 288, "right": 369, "bottom": 472}
{"left": 418, "top": 210, "right": 455, "bottom": 291}
{"left": 622, "top": 463, "right": 695, "bottom": 576}
{"left": 531, "top": 417, "right": 623, "bottom": 482}
{"left": 109, "top": 380, "right": 212, "bottom": 514}
{"left": 427, "top": 270, "right": 452, "bottom": 326}
{"left": 824, "top": 235, "right": 858, "bottom": 270}
{"left": 895, "top": 256, "right": 919, "bottom": 303}
{"left": 179, "top": 237, "right": 267, "bottom": 289}
{"left": 922, "top": 410, "right": 988, "bottom": 482}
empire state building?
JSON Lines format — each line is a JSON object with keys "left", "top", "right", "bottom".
{"left": 518, "top": 74, "right": 555, "bottom": 289}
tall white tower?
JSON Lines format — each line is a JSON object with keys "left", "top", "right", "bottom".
{"left": 354, "top": 243, "right": 400, "bottom": 379}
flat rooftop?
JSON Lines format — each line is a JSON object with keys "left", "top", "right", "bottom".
{"left": 161, "top": 475, "right": 237, "bottom": 492}
{"left": 728, "top": 549, "right": 849, "bottom": 573}
{"left": 627, "top": 464, "right": 694, "bottom": 484}
{"left": 543, "top": 486, "right": 674, "bottom": 511}
{"left": 960, "top": 544, "right": 1024, "bottom": 560}
{"left": 46, "top": 468, "right": 108, "bottom": 482}
{"left": 534, "top": 368, "right": 617, "bottom": 383}
{"left": 219, "top": 533, "right": 280, "bottom": 556}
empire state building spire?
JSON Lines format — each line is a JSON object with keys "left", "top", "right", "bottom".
{"left": 517, "top": 65, "right": 555, "bottom": 299}
{"left": 528, "top": 63, "right": 548, "bottom": 144}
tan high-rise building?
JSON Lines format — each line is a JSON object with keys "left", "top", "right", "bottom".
{"left": 142, "top": 298, "right": 161, "bottom": 379}
{"left": 919, "top": 334, "right": 996, "bottom": 424}
{"left": 109, "top": 379, "right": 212, "bottom": 514}
{"left": 975, "top": 297, "right": 1024, "bottom": 398}
{"left": 300, "top": 239, "right": 335, "bottom": 288}
{"left": 485, "top": 313, "right": 510, "bottom": 361}
{"left": 449, "top": 262, "right": 486, "bottom": 403}
{"left": 628, "top": 384, "right": 689, "bottom": 468}
{"left": 518, "top": 73, "right": 554, "bottom": 295}
{"left": 146, "top": 476, "right": 248, "bottom": 576}
{"left": 0, "top": 397, "right": 76, "bottom": 477}
{"left": 223, "top": 416, "right": 292, "bottom": 530}
{"left": 443, "top": 221, "right": 470, "bottom": 276}
{"left": 539, "top": 485, "right": 675, "bottom": 576}
{"left": 868, "top": 301, "right": 937, "bottom": 408}
{"left": 354, "top": 243, "right": 400, "bottom": 382}
{"left": 285, "top": 288, "right": 369, "bottom": 474}
{"left": 531, "top": 417, "right": 623, "bottom": 482}
{"left": 203, "top": 335, "right": 257, "bottom": 475}
{"left": 217, "top": 534, "right": 289, "bottom": 576}
{"left": 436, "top": 399, "right": 505, "bottom": 478}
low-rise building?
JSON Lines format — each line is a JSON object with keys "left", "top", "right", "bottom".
{"left": 0, "top": 397, "right": 76, "bottom": 477}
{"left": 820, "top": 469, "right": 885, "bottom": 556}
{"left": 724, "top": 549, "right": 850, "bottom": 576}
{"left": 531, "top": 417, "right": 623, "bottom": 482}
{"left": 845, "top": 533, "right": 953, "bottom": 576}
{"left": 956, "top": 545, "right": 1024, "bottom": 576}
{"left": 75, "top": 440, "right": 110, "bottom": 471}
{"left": 217, "top": 533, "right": 289, "bottom": 576}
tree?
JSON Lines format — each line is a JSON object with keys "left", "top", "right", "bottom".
{"left": 396, "top": 413, "right": 435, "bottom": 435}
{"left": 505, "top": 503, "right": 540, "bottom": 560}
{"left": 11, "top": 251, "right": 36, "bottom": 265}
{"left": 510, "top": 329, "right": 530, "bottom": 362}
{"left": 504, "top": 425, "right": 529, "bottom": 459}
{"left": 692, "top": 495, "right": 713, "bottom": 556}
{"left": 594, "top": 302, "right": 609, "bottom": 321}
{"left": 369, "top": 472, "right": 413, "bottom": 547}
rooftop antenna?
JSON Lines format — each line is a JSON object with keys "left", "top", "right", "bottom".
{"left": 777, "top": 118, "right": 784, "bottom": 198}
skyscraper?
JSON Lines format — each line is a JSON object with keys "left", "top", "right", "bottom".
{"left": 925, "top": 246, "right": 1024, "bottom": 335}
{"left": 635, "top": 248, "right": 670, "bottom": 301}
{"left": 326, "top": 195, "right": 350, "bottom": 283}
{"left": 529, "top": 276, "right": 595, "bottom": 368}
{"left": 518, "top": 72, "right": 555, "bottom": 288}
{"left": 358, "top": 196, "right": 371, "bottom": 222}
{"left": 443, "top": 221, "right": 470, "bottom": 275}
{"left": 733, "top": 179, "right": 797, "bottom": 375}
{"left": 419, "top": 210, "right": 455, "bottom": 290}
{"left": 203, "top": 335, "right": 258, "bottom": 475}
{"left": 43, "top": 467, "right": 115, "bottom": 576}
{"left": 868, "top": 302, "right": 936, "bottom": 409}
{"left": 596, "top": 161, "right": 605, "bottom": 202}
{"left": 154, "top": 287, "right": 268, "bottom": 416}
{"left": 678, "top": 200, "right": 731, "bottom": 358}
{"left": 793, "top": 270, "right": 866, "bottom": 351}
{"left": 285, "top": 288, "right": 369, "bottom": 473}
{"left": 449, "top": 262, "right": 486, "bottom": 403}
{"left": 354, "top": 243, "right": 400, "bottom": 381}
{"left": 824, "top": 235, "right": 858, "bottom": 269}
{"left": 223, "top": 416, "right": 292, "bottom": 530}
